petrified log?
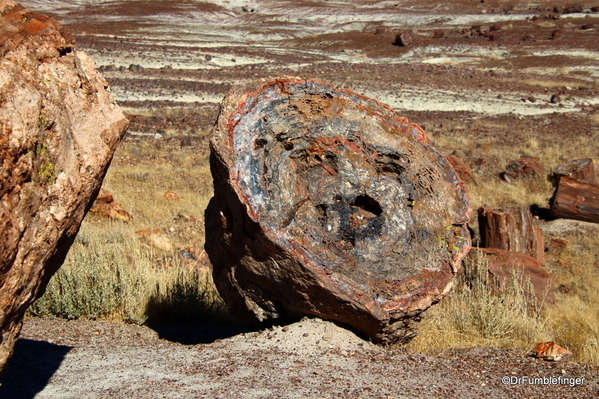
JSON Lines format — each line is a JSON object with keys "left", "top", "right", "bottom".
{"left": 205, "top": 77, "right": 471, "bottom": 344}
{"left": 0, "top": 0, "right": 128, "bottom": 373}
{"left": 478, "top": 206, "right": 545, "bottom": 265}
{"left": 467, "top": 248, "right": 555, "bottom": 305}
{"left": 553, "top": 158, "right": 595, "bottom": 184}
{"left": 549, "top": 176, "right": 599, "bottom": 223}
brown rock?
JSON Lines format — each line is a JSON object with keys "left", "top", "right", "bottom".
{"left": 469, "top": 248, "right": 555, "bottom": 305}
{"left": 563, "top": 4, "right": 584, "bottom": 14}
{"left": 504, "top": 156, "right": 545, "bottom": 180}
{"left": 556, "top": 283, "right": 577, "bottom": 295}
{"left": 551, "top": 29, "right": 565, "bottom": 39}
{"left": 205, "top": 77, "right": 471, "bottom": 344}
{"left": 90, "top": 201, "right": 134, "bottom": 222}
{"left": 445, "top": 154, "right": 476, "bottom": 183}
{"left": 534, "top": 341, "right": 572, "bottom": 361}
{"left": 89, "top": 188, "right": 133, "bottom": 221}
{"left": 164, "top": 190, "right": 184, "bottom": 201}
{"left": 548, "top": 238, "right": 568, "bottom": 252}
{"left": 95, "top": 188, "right": 114, "bottom": 204}
{"left": 393, "top": 32, "right": 412, "bottom": 46}
{"left": 0, "top": 0, "right": 128, "bottom": 373}
{"left": 135, "top": 229, "right": 173, "bottom": 252}
{"left": 432, "top": 30, "right": 444, "bottom": 39}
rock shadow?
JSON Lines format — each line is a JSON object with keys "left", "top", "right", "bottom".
{"left": 530, "top": 204, "right": 552, "bottom": 221}
{"left": 144, "top": 275, "right": 248, "bottom": 345}
{"left": 148, "top": 322, "right": 249, "bottom": 345}
{"left": 0, "top": 339, "right": 71, "bottom": 399}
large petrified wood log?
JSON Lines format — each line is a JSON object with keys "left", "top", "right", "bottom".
{"left": 549, "top": 176, "right": 599, "bottom": 223}
{"left": 553, "top": 158, "right": 595, "bottom": 184}
{"left": 205, "top": 77, "right": 471, "bottom": 344}
{"left": 0, "top": 0, "right": 128, "bottom": 373}
{"left": 478, "top": 206, "right": 545, "bottom": 265}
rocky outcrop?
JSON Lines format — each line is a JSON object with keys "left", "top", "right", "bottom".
{"left": 205, "top": 77, "right": 471, "bottom": 344}
{"left": 0, "top": 0, "right": 128, "bottom": 374}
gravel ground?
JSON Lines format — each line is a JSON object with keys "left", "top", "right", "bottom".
{"left": 1, "top": 317, "right": 597, "bottom": 398}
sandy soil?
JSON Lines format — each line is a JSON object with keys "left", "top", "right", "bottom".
{"left": 4, "top": 0, "right": 599, "bottom": 397}
{"left": 2, "top": 317, "right": 598, "bottom": 398}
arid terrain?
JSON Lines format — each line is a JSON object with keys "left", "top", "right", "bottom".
{"left": 2, "top": 0, "right": 599, "bottom": 397}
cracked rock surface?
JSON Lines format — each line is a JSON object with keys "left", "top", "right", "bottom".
{"left": 0, "top": 0, "right": 128, "bottom": 374}
{"left": 206, "top": 78, "right": 471, "bottom": 344}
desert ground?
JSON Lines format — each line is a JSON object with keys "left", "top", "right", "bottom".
{"left": 2, "top": 0, "right": 599, "bottom": 398}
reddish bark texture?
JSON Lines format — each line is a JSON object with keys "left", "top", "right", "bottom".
{"left": 549, "top": 176, "right": 599, "bottom": 223}
{"left": 553, "top": 158, "right": 595, "bottom": 184}
{"left": 468, "top": 248, "right": 555, "bottom": 305}
{"left": 478, "top": 206, "right": 545, "bottom": 265}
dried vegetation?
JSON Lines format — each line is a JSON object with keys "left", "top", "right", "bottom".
{"left": 29, "top": 106, "right": 599, "bottom": 366}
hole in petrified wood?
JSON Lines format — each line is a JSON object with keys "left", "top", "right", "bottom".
{"left": 351, "top": 194, "right": 383, "bottom": 217}
{"left": 254, "top": 138, "right": 268, "bottom": 150}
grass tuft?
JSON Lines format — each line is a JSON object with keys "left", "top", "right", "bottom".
{"left": 409, "top": 250, "right": 549, "bottom": 353}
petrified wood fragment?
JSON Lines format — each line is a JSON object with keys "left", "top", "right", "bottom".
{"left": 0, "top": 0, "right": 128, "bottom": 374}
{"left": 549, "top": 176, "right": 599, "bottom": 223}
{"left": 504, "top": 156, "right": 545, "bottom": 181}
{"left": 467, "top": 248, "right": 555, "bottom": 305}
{"left": 205, "top": 78, "right": 471, "bottom": 344}
{"left": 478, "top": 206, "right": 545, "bottom": 265}
{"left": 553, "top": 158, "right": 595, "bottom": 184}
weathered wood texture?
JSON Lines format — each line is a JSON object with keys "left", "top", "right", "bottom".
{"left": 0, "top": 0, "right": 128, "bottom": 373}
{"left": 205, "top": 77, "right": 471, "bottom": 344}
{"left": 549, "top": 176, "right": 599, "bottom": 223}
{"left": 445, "top": 154, "right": 476, "bottom": 184}
{"left": 466, "top": 248, "right": 555, "bottom": 306}
{"left": 478, "top": 207, "right": 545, "bottom": 265}
{"left": 553, "top": 158, "right": 595, "bottom": 184}
{"left": 504, "top": 156, "right": 545, "bottom": 181}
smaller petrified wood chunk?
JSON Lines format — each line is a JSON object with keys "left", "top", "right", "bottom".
{"left": 467, "top": 248, "right": 555, "bottom": 305}
{"left": 553, "top": 158, "right": 595, "bottom": 184}
{"left": 445, "top": 154, "right": 476, "bottom": 184}
{"left": 504, "top": 156, "right": 545, "bottom": 181}
{"left": 205, "top": 77, "right": 471, "bottom": 344}
{"left": 478, "top": 206, "right": 545, "bottom": 265}
{"left": 549, "top": 176, "right": 599, "bottom": 223}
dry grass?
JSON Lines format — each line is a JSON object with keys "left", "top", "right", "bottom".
{"left": 30, "top": 111, "right": 599, "bottom": 366}
{"left": 411, "top": 242, "right": 599, "bottom": 364}
{"left": 29, "top": 138, "right": 228, "bottom": 326}
{"left": 542, "top": 232, "right": 599, "bottom": 364}
{"left": 414, "top": 116, "right": 599, "bottom": 365}
{"left": 408, "top": 250, "right": 550, "bottom": 354}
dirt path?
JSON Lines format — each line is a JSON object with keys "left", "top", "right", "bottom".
{"left": 0, "top": 317, "right": 596, "bottom": 398}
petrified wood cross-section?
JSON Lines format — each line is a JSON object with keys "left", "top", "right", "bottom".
{"left": 205, "top": 78, "right": 471, "bottom": 343}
